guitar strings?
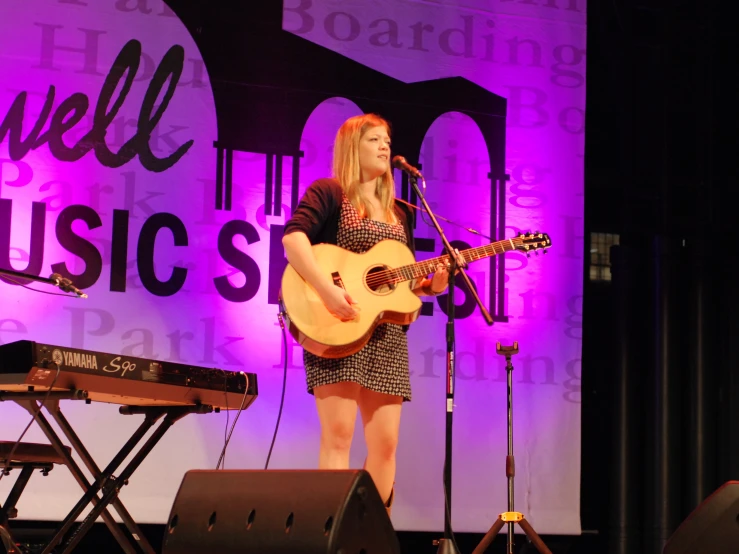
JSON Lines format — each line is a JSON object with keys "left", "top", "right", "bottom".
{"left": 362, "top": 238, "right": 525, "bottom": 287}
{"left": 363, "top": 245, "right": 506, "bottom": 286}
{"left": 363, "top": 254, "right": 450, "bottom": 287}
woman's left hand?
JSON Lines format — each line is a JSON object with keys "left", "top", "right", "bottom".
{"left": 429, "top": 263, "right": 450, "bottom": 294}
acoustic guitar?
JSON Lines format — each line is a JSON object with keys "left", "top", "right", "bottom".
{"left": 279, "top": 233, "right": 551, "bottom": 358}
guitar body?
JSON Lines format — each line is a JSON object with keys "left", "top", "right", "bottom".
{"left": 280, "top": 240, "right": 422, "bottom": 359}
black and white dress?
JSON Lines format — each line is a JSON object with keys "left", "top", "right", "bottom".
{"left": 304, "top": 196, "right": 412, "bottom": 402}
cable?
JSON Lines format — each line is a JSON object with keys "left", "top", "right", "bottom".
{"left": 0, "top": 524, "right": 24, "bottom": 554}
{"left": 442, "top": 459, "right": 462, "bottom": 554}
{"left": 0, "top": 367, "right": 61, "bottom": 486}
{"left": 0, "top": 365, "right": 63, "bottom": 554}
{"left": 215, "top": 372, "right": 249, "bottom": 471}
{"left": 219, "top": 370, "right": 230, "bottom": 469}
{"left": 264, "top": 310, "right": 289, "bottom": 470}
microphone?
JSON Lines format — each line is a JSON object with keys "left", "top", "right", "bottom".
{"left": 50, "top": 273, "right": 88, "bottom": 299}
{"left": 392, "top": 156, "right": 423, "bottom": 179}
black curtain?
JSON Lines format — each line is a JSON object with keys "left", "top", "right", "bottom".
{"left": 583, "top": 0, "right": 739, "bottom": 552}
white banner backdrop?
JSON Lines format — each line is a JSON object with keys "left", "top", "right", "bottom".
{"left": 0, "top": 0, "right": 585, "bottom": 535}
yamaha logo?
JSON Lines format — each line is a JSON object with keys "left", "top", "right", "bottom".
{"left": 52, "top": 349, "right": 63, "bottom": 366}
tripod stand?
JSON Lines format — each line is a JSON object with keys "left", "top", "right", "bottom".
{"left": 472, "top": 342, "right": 552, "bottom": 554}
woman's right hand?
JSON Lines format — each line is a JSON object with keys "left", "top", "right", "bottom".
{"left": 319, "top": 285, "right": 359, "bottom": 321}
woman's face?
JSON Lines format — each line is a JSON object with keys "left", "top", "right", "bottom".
{"left": 358, "top": 125, "right": 391, "bottom": 183}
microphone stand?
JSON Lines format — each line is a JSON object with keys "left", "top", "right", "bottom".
{"left": 406, "top": 173, "right": 494, "bottom": 554}
{"left": 0, "top": 268, "right": 88, "bottom": 298}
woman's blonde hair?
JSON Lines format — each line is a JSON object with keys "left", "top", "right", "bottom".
{"left": 333, "top": 113, "right": 398, "bottom": 224}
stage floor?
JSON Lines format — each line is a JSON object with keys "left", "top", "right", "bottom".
{"left": 4, "top": 521, "right": 602, "bottom": 553}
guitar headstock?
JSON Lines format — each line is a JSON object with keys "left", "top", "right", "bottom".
{"left": 515, "top": 232, "right": 551, "bottom": 255}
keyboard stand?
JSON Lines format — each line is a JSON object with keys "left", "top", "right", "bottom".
{"left": 9, "top": 394, "right": 211, "bottom": 554}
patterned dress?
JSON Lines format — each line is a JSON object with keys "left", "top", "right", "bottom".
{"left": 304, "top": 196, "right": 412, "bottom": 402}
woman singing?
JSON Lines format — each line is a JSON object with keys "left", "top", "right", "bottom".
{"left": 282, "top": 113, "right": 449, "bottom": 514}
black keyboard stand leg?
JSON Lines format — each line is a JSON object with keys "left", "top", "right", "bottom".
{"left": 41, "top": 405, "right": 167, "bottom": 554}
{"left": 1, "top": 465, "right": 36, "bottom": 554}
{"left": 15, "top": 399, "right": 139, "bottom": 554}
{"left": 58, "top": 405, "right": 207, "bottom": 554}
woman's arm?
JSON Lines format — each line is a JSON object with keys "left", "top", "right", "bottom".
{"left": 282, "top": 231, "right": 358, "bottom": 320}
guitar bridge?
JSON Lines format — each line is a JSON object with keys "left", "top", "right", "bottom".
{"left": 331, "top": 272, "right": 345, "bottom": 290}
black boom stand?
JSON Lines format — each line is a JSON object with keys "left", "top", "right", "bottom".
{"left": 403, "top": 167, "right": 494, "bottom": 554}
{"left": 471, "top": 342, "right": 552, "bottom": 554}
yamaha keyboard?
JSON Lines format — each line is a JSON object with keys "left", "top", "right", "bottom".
{"left": 0, "top": 340, "right": 258, "bottom": 410}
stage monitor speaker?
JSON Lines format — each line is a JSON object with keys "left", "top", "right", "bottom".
{"left": 161, "top": 469, "right": 400, "bottom": 554}
{"left": 663, "top": 481, "right": 739, "bottom": 554}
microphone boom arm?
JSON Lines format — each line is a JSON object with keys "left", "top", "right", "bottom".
{"left": 0, "top": 268, "right": 88, "bottom": 298}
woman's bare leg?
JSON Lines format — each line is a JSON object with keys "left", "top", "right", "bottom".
{"left": 314, "top": 382, "right": 361, "bottom": 469}
{"left": 358, "top": 387, "right": 403, "bottom": 504}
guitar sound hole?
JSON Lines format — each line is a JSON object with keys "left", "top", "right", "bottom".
{"left": 365, "top": 265, "right": 395, "bottom": 294}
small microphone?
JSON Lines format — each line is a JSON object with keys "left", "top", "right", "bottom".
{"left": 392, "top": 156, "right": 423, "bottom": 179}
{"left": 50, "top": 273, "right": 88, "bottom": 299}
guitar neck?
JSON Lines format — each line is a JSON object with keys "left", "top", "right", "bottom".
{"left": 390, "top": 237, "right": 521, "bottom": 284}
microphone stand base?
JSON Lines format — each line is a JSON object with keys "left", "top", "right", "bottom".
{"left": 433, "top": 538, "right": 460, "bottom": 554}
